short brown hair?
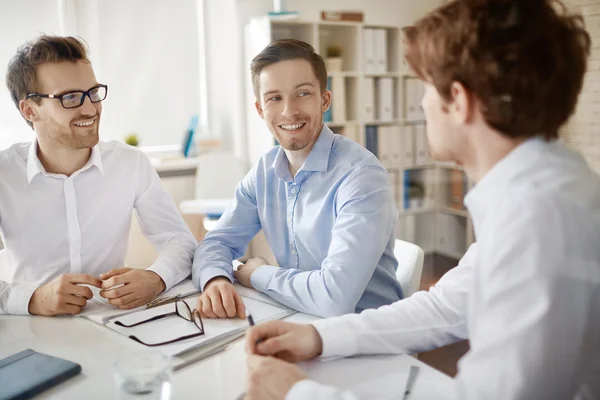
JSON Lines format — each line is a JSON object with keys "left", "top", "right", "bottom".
{"left": 251, "top": 39, "right": 327, "bottom": 101}
{"left": 5, "top": 35, "right": 89, "bottom": 128}
{"left": 403, "top": 0, "right": 591, "bottom": 140}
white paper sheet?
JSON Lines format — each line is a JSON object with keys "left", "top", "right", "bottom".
{"left": 105, "top": 295, "right": 295, "bottom": 357}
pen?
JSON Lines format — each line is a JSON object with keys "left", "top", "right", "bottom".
{"left": 235, "top": 314, "right": 258, "bottom": 400}
{"left": 402, "top": 365, "right": 420, "bottom": 400}
{"left": 146, "top": 294, "right": 181, "bottom": 309}
{"left": 247, "top": 312, "right": 264, "bottom": 346}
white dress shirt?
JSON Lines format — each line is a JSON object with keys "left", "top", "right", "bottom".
{"left": 0, "top": 141, "right": 197, "bottom": 315}
{"left": 287, "top": 137, "right": 600, "bottom": 400}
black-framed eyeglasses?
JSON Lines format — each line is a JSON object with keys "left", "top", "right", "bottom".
{"left": 114, "top": 299, "right": 205, "bottom": 347}
{"left": 26, "top": 84, "right": 108, "bottom": 109}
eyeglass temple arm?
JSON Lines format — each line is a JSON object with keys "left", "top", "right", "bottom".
{"left": 114, "top": 311, "right": 177, "bottom": 328}
{"left": 127, "top": 332, "right": 205, "bottom": 347}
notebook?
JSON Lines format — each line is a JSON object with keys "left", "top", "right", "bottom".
{"left": 0, "top": 349, "right": 81, "bottom": 400}
{"left": 105, "top": 293, "right": 295, "bottom": 358}
{"left": 78, "top": 279, "right": 199, "bottom": 324}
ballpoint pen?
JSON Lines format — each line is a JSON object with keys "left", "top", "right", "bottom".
{"left": 236, "top": 313, "right": 260, "bottom": 400}
{"left": 146, "top": 294, "right": 181, "bottom": 309}
{"left": 402, "top": 365, "right": 420, "bottom": 400}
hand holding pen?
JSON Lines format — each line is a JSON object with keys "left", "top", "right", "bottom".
{"left": 244, "top": 319, "right": 323, "bottom": 363}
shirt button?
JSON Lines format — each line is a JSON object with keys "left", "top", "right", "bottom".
{"left": 290, "top": 188, "right": 297, "bottom": 194}
{"left": 291, "top": 250, "right": 297, "bottom": 256}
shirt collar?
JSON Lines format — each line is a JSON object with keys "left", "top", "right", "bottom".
{"left": 27, "top": 141, "right": 104, "bottom": 183}
{"left": 271, "top": 124, "right": 335, "bottom": 181}
{"left": 464, "top": 136, "right": 546, "bottom": 223}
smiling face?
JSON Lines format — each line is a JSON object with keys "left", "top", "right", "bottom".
{"left": 255, "top": 59, "right": 331, "bottom": 152}
{"left": 22, "top": 60, "right": 102, "bottom": 150}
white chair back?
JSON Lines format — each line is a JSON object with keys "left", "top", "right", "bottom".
{"left": 180, "top": 151, "right": 247, "bottom": 216}
{"left": 0, "top": 249, "right": 9, "bottom": 282}
{"left": 393, "top": 239, "right": 425, "bottom": 297}
{"left": 194, "top": 151, "right": 248, "bottom": 200}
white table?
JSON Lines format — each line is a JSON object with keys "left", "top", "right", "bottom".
{"left": 0, "top": 313, "right": 454, "bottom": 399}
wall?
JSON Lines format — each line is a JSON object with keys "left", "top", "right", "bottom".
{"left": 562, "top": 0, "right": 600, "bottom": 175}
{"left": 0, "top": 0, "right": 60, "bottom": 149}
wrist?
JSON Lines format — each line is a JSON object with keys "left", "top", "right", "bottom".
{"left": 310, "top": 325, "right": 324, "bottom": 356}
{"left": 27, "top": 287, "right": 42, "bottom": 315}
{"left": 148, "top": 271, "right": 166, "bottom": 293}
{"left": 205, "top": 276, "right": 230, "bottom": 289}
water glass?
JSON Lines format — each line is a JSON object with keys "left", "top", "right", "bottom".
{"left": 114, "top": 351, "right": 172, "bottom": 400}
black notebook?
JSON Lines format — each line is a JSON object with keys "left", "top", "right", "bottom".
{"left": 0, "top": 349, "right": 81, "bottom": 400}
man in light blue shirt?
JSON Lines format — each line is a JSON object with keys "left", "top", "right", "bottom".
{"left": 192, "top": 39, "right": 403, "bottom": 318}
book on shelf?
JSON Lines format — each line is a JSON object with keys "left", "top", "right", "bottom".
{"left": 267, "top": 11, "right": 299, "bottom": 20}
{"left": 414, "top": 124, "right": 429, "bottom": 165}
{"left": 377, "top": 126, "right": 391, "bottom": 167}
{"left": 363, "top": 29, "right": 376, "bottom": 74}
{"left": 423, "top": 169, "right": 436, "bottom": 209}
{"left": 438, "top": 213, "right": 468, "bottom": 258}
{"left": 390, "top": 126, "right": 402, "bottom": 167}
{"left": 181, "top": 114, "right": 199, "bottom": 157}
{"left": 402, "top": 169, "right": 433, "bottom": 211}
{"left": 374, "top": 29, "right": 388, "bottom": 74}
{"left": 388, "top": 169, "right": 400, "bottom": 205}
{"left": 404, "top": 78, "right": 425, "bottom": 122}
{"left": 362, "top": 77, "right": 376, "bottom": 120}
{"left": 321, "top": 11, "right": 364, "bottom": 22}
{"left": 363, "top": 28, "right": 388, "bottom": 74}
{"left": 401, "top": 125, "right": 415, "bottom": 166}
{"left": 403, "top": 214, "right": 417, "bottom": 243}
{"left": 330, "top": 76, "right": 346, "bottom": 122}
{"left": 376, "top": 77, "right": 395, "bottom": 122}
{"left": 324, "top": 77, "right": 333, "bottom": 122}
{"left": 365, "top": 125, "right": 379, "bottom": 158}
{"left": 403, "top": 170, "right": 410, "bottom": 210}
{"left": 381, "top": 126, "right": 404, "bottom": 168}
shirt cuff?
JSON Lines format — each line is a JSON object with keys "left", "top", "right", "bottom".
{"left": 286, "top": 379, "right": 347, "bottom": 400}
{"left": 7, "top": 282, "right": 39, "bottom": 315}
{"left": 198, "top": 267, "right": 233, "bottom": 292}
{"left": 249, "top": 265, "right": 279, "bottom": 292}
{"left": 311, "top": 317, "right": 358, "bottom": 360}
{"left": 147, "top": 263, "right": 180, "bottom": 292}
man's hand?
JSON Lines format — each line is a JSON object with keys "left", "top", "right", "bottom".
{"left": 245, "top": 320, "right": 323, "bottom": 363}
{"left": 234, "top": 256, "right": 268, "bottom": 288}
{"left": 196, "top": 277, "right": 246, "bottom": 319}
{"left": 244, "top": 355, "right": 308, "bottom": 400}
{"left": 99, "top": 268, "right": 166, "bottom": 309}
{"left": 28, "top": 273, "right": 102, "bottom": 316}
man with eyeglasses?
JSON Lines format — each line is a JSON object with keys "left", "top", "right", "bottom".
{"left": 0, "top": 35, "right": 197, "bottom": 316}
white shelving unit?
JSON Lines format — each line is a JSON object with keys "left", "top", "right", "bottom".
{"left": 244, "top": 17, "right": 474, "bottom": 260}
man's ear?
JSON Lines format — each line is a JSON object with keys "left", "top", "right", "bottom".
{"left": 255, "top": 100, "right": 264, "bottom": 119}
{"left": 448, "top": 81, "right": 473, "bottom": 125}
{"left": 20, "top": 99, "right": 38, "bottom": 124}
{"left": 321, "top": 90, "right": 332, "bottom": 113}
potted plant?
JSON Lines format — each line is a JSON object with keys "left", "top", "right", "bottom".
{"left": 325, "top": 44, "right": 343, "bottom": 72}
{"left": 125, "top": 133, "right": 139, "bottom": 147}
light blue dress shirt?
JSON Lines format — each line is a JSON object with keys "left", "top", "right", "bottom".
{"left": 192, "top": 125, "right": 403, "bottom": 317}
